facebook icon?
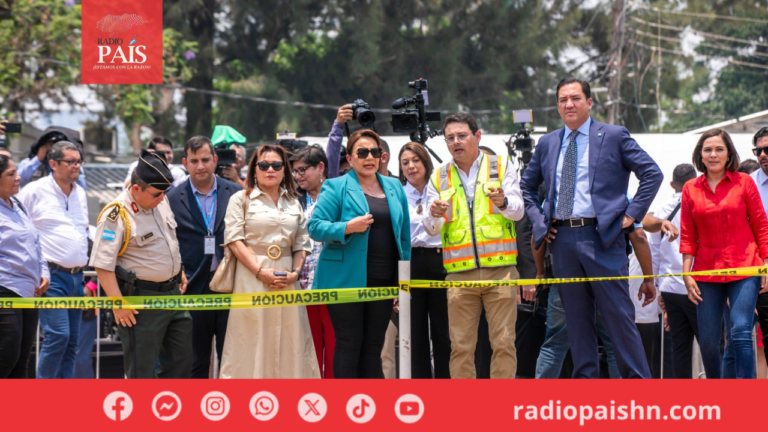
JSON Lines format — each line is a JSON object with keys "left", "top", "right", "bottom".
{"left": 104, "top": 391, "right": 133, "bottom": 421}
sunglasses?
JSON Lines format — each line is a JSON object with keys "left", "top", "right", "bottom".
{"left": 145, "top": 189, "right": 166, "bottom": 199}
{"left": 416, "top": 198, "right": 423, "bottom": 215}
{"left": 257, "top": 161, "right": 285, "bottom": 171}
{"left": 356, "top": 147, "right": 383, "bottom": 159}
{"left": 753, "top": 148, "right": 768, "bottom": 156}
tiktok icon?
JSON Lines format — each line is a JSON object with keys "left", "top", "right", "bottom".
{"left": 103, "top": 391, "right": 133, "bottom": 421}
{"left": 346, "top": 394, "right": 376, "bottom": 424}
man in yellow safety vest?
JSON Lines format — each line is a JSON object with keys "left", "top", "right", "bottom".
{"left": 423, "top": 112, "right": 526, "bottom": 379}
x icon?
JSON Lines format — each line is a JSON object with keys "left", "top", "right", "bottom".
{"left": 304, "top": 399, "right": 320, "bottom": 416}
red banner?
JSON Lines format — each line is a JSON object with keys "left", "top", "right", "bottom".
{"left": 81, "top": 0, "right": 163, "bottom": 84}
{"left": 0, "top": 379, "right": 758, "bottom": 430}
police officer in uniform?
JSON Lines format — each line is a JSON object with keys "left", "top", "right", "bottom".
{"left": 89, "top": 150, "right": 191, "bottom": 378}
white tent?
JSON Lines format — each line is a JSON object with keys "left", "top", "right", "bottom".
{"left": 300, "top": 132, "right": 758, "bottom": 213}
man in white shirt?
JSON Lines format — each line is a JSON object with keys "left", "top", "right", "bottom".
{"left": 643, "top": 163, "right": 697, "bottom": 378}
{"left": 17, "top": 141, "right": 89, "bottom": 379}
{"left": 749, "top": 127, "right": 768, "bottom": 367}
{"left": 424, "top": 112, "right": 525, "bottom": 378}
{"left": 123, "top": 136, "right": 186, "bottom": 189}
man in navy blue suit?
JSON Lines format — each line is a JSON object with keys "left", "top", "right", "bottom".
{"left": 520, "top": 78, "right": 662, "bottom": 378}
{"left": 167, "top": 136, "right": 242, "bottom": 378}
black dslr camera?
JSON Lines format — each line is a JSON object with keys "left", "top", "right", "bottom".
{"left": 349, "top": 99, "right": 376, "bottom": 130}
{"left": 214, "top": 144, "right": 238, "bottom": 178}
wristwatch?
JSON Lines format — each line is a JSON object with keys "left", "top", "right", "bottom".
{"left": 498, "top": 197, "right": 508, "bottom": 211}
{"left": 290, "top": 269, "right": 301, "bottom": 278}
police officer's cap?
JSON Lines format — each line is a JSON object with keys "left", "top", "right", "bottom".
{"left": 136, "top": 149, "right": 173, "bottom": 190}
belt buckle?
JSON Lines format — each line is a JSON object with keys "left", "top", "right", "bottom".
{"left": 267, "top": 245, "right": 282, "bottom": 260}
{"left": 569, "top": 218, "right": 580, "bottom": 228}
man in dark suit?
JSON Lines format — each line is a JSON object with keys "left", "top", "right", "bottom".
{"left": 167, "top": 136, "right": 242, "bottom": 378}
{"left": 520, "top": 78, "right": 662, "bottom": 378}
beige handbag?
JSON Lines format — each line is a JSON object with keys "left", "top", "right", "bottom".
{"left": 209, "top": 191, "right": 250, "bottom": 293}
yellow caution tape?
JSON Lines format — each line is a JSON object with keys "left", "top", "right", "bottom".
{"left": 1, "top": 266, "right": 765, "bottom": 310}
{"left": 412, "top": 265, "right": 768, "bottom": 289}
{"left": 0, "top": 287, "right": 400, "bottom": 310}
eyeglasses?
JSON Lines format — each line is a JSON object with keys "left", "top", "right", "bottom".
{"left": 55, "top": 159, "right": 84, "bottom": 167}
{"left": 356, "top": 147, "right": 383, "bottom": 159}
{"left": 753, "top": 147, "right": 768, "bottom": 156}
{"left": 444, "top": 134, "right": 472, "bottom": 144}
{"left": 257, "top": 161, "right": 285, "bottom": 171}
{"left": 292, "top": 164, "right": 317, "bottom": 177}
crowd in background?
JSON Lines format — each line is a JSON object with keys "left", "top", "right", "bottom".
{"left": 1, "top": 77, "right": 768, "bottom": 380}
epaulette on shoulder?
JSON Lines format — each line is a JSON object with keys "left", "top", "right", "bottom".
{"left": 105, "top": 203, "right": 121, "bottom": 222}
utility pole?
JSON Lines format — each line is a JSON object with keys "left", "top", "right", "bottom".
{"left": 607, "top": 0, "right": 625, "bottom": 125}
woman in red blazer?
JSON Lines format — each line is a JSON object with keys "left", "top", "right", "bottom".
{"left": 680, "top": 128, "right": 768, "bottom": 379}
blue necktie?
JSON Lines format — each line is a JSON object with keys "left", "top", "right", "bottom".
{"left": 557, "top": 131, "right": 579, "bottom": 220}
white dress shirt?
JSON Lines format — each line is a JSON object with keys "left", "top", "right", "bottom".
{"left": 750, "top": 169, "right": 768, "bottom": 214}
{"left": 404, "top": 181, "right": 442, "bottom": 248}
{"left": 649, "top": 192, "right": 685, "bottom": 295}
{"left": 423, "top": 152, "right": 525, "bottom": 236}
{"left": 17, "top": 175, "right": 89, "bottom": 268}
{"left": 629, "top": 250, "right": 660, "bottom": 323}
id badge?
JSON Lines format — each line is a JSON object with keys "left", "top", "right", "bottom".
{"left": 204, "top": 235, "right": 215, "bottom": 255}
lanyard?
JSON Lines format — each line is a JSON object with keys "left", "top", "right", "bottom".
{"left": 193, "top": 190, "right": 217, "bottom": 235}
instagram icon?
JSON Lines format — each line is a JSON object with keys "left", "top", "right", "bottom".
{"left": 200, "top": 391, "right": 230, "bottom": 421}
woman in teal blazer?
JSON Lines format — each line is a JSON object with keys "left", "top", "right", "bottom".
{"left": 308, "top": 129, "right": 410, "bottom": 378}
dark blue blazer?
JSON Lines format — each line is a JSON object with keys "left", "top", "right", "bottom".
{"left": 166, "top": 176, "right": 242, "bottom": 295}
{"left": 520, "top": 119, "right": 662, "bottom": 250}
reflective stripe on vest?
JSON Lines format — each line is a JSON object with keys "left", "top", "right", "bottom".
{"left": 433, "top": 154, "right": 518, "bottom": 273}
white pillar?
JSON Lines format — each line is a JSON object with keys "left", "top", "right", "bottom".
{"left": 398, "top": 260, "right": 411, "bottom": 379}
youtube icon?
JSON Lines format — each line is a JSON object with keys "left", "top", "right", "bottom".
{"left": 400, "top": 402, "right": 419, "bottom": 415}
{"left": 395, "top": 394, "right": 424, "bottom": 423}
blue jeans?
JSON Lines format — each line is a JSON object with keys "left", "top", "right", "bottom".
{"left": 74, "top": 313, "right": 96, "bottom": 378}
{"left": 535, "top": 286, "right": 620, "bottom": 379}
{"left": 721, "top": 307, "right": 758, "bottom": 379}
{"left": 37, "top": 270, "right": 82, "bottom": 379}
{"left": 697, "top": 277, "right": 760, "bottom": 379}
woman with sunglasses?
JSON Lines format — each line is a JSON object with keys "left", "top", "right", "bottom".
{"left": 290, "top": 145, "right": 337, "bottom": 379}
{"left": 398, "top": 142, "right": 451, "bottom": 378}
{"left": 309, "top": 129, "right": 411, "bottom": 378}
{"left": 219, "top": 145, "right": 319, "bottom": 378}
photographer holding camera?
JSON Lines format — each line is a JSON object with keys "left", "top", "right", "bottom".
{"left": 327, "top": 104, "right": 392, "bottom": 178}
{"left": 218, "top": 144, "right": 246, "bottom": 188}
{"left": 18, "top": 126, "right": 87, "bottom": 190}
{"left": 211, "top": 125, "right": 247, "bottom": 188}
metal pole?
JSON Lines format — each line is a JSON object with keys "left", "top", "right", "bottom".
{"left": 35, "top": 321, "right": 40, "bottom": 372}
{"left": 659, "top": 312, "right": 664, "bottom": 379}
{"left": 96, "top": 278, "right": 101, "bottom": 379}
{"left": 398, "top": 260, "right": 411, "bottom": 379}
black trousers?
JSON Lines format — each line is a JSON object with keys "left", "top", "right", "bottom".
{"left": 410, "top": 248, "right": 450, "bottom": 379}
{"left": 757, "top": 292, "right": 768, "bottom": 363}
{"left": 327, "top": 276, "right": 394, "bottom": 379}
{"left": 0, "top": 286, "right": 38, "bottom": 378}
{"left": 636, "top": 322, "right": 656, "bottom": 376}
{"left": 189, "top": 309, "right": 229, "bottom": 378}
{"left": 661, "top": 292, "right": 699, "bottom": 379}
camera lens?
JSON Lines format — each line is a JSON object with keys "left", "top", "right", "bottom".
{"left": 399, "top": 115, "right": 417, "bottom": 130}
{"left": 357, "top": 110, "right": 376, "bottom": 128}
